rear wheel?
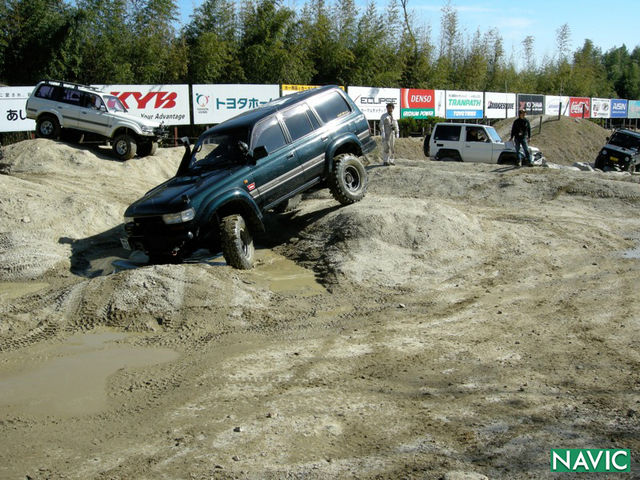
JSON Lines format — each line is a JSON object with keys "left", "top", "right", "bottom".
{"left": 220, "top": 214, "right": 255, "bottom": 269}
{"left": 112, "top": 133, "right": 137, "bottom": 161}
{"left": 35, "top": 115, "right": 60, "bottom": 139}
{"left": 328, "top": 153, "right": 367, "bottom": 205}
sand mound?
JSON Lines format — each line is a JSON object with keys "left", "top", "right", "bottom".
{"left": 0, "top": 139, "right": 181, "bottom": 280}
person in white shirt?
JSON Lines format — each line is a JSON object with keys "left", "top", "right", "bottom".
{"left": 379, "top": 103, "right": 399, "bottom": 165}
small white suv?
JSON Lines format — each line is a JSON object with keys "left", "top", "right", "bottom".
{"left": 425, "top": 122, "right": 544, "bottom": 165}
{"left": 26, "top": 80, "right": 167, "bottom": 160}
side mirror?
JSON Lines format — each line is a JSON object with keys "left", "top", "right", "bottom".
{"left": 179, "top": 136, "right": 190, "bottom": 148}
{"left": 253, "top": 145, "right": 268, "bottom": 161}
{"left": 606, "top": 136, "right": 610, "bottom": 142}
{"left": 176, "top": 137, "right": 193, "bottom": 176}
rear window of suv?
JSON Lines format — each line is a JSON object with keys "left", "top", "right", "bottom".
{"left": 308, "top": 91, "right": 351, "bottom": 123}
{"left": 434, "top": 125, "right": 461, "bottom": 141}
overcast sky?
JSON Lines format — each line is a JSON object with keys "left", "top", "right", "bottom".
{"left": 177, "top": 0, "right": 640, "bottom": 67}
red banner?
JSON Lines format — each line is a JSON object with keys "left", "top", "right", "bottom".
{"left": 569, "top": 97, "right": 591, "bottom": 118}
{"left": 401, "top": 89, "right": 435, "bottom": 109}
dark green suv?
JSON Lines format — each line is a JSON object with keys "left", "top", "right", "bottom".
{"left": 121, "top": 86, "right": 375, "bottom": 269}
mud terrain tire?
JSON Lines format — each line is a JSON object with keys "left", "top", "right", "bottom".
{"left": 138, "top": 141, "right": 158, "bottom": 157}
{"left": 113, "top": 133, "right": 137, "bottom": 161}
{"left": 220, "top": 214, "right": 255, "bottom": 269}
{"left": 328, "top": 154, "right": 367, "bottom": 205}
{"left": 36, "top": 115, "right": 60, "bottom": 139}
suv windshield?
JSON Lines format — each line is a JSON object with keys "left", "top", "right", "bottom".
{"left": 486, "top": 127, "right": 502, "bottom": 143}
{"left": 191, "top": 128, "right": 250, "bottom": 170}
{"left": 104, "top": 95, "right": 127, "bottom": 112}
{"left": 608, "top": 131, "right": 640, "bottom": 151}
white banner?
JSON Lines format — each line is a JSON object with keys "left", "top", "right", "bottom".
{"left": 545, "top": 95, "right": 570, "bottom": 116}
{"left": 434, "top": 90, "right": 446, "bottom": 118}
{"left": 0, "top": 86, "right": 36, "bottom": 133}
{"left": 95, "top": 84, "right": 191, "bottom": 125}
{"left": 347, "top": 86, "right": 401, "bottom": 121}
{"left": 192, "top": 84, "right": 279, "bottom": 125}
{"left": 445, "top": 90, "right": 483, "bottom": 119}
{"left": 591, "top": 98, "right": 611, "bottom": 119}
{"left": 484, "top": 92, "right": 517, "bottom": 119}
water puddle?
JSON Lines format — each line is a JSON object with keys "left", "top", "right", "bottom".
{"left": 251, "top": 250, "right": 325, "bottom": 296}
{"left": 0, "top": 282, "right": 49, "bottom": 301}
{"left": 0, "top": 331, "right": 179, "bottom": 418}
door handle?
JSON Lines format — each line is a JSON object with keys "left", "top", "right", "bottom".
{"left": 321, "top": 135, "right": 328, "bottom": 141}
{"left": 287, "top": 153, "right": 295, "bottom": 158}
{"left": 436, "top": 143, "right": 443, "bottom": 146}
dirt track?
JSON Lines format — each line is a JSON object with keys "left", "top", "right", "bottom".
{"left": 0, "top": 134, "right": 639, "bottom": 479}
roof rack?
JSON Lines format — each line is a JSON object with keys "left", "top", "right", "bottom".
{"left": 42, "top": 79, "right": 102, "bottom": 92}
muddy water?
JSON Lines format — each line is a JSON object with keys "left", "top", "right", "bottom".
{"left": 0, "top": 331, "right": 178, "bottom": 418}
{"left": 0, "top": 282, "right": 49, "bottom": 301}
{"left": 251, "top": 249, "right": 325, "bottom": 296}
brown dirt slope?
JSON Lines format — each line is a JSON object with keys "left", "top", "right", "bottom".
{"left": 0, "top": 138, "right": 639, "bottom": 479}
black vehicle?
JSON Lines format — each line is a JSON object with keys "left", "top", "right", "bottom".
{"left": 121, "top": 86, "right": 376, "bottom": 269}
{"left": 594, "top": 129, "right": 640, "bottom": 172}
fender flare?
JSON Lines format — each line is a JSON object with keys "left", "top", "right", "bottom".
{"left": 200, "top": 189, "right": 265, "bottom": 235}
{"left": 325, "top": 134, "right": 363, "bottom": 172}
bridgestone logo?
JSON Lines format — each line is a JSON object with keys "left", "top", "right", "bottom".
{"left": 488, "top": 102, "right": 514, "bottom": 109}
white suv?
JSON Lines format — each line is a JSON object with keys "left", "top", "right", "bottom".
{"left": 26, "top": 80, "right": 167, "bottom": 160}
{"left": 425, "top": 122, "right": 544, "bottom": 165}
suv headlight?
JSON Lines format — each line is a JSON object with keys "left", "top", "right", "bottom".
{"left": 162, "top": 208, "right": 195, "bottom": 224}
{"left": 141, "top": 125, "right": 155, "bottom": 134}
{"left": 601, "top": 149, "right": 607, "bottom": 156}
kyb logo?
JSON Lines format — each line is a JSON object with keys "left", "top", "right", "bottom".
{"left": 111, "top": 91, "right": 178, "bottom": 109}
{"left": 550, "top": 449, "right": 630, "bottom": 472}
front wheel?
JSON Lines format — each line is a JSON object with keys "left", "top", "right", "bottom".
{"left": 36, "top": 115, "right": 60, "bottom": 139}
{"left": 328, "top": 154, "right": 367, "bottom": 205}
{"left": 220, "top": 214, "right": 255, "bottom": 269}
{"left": 138, "top": 140, "right": 158, "bottom": 157}
{"left": 112, "top": 133, "right": 137, "bottom": 161}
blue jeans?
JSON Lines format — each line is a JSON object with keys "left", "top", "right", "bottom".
{"left": 515, "top": 137, "right": 531, "bottom": 164}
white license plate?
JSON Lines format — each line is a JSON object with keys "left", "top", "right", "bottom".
{"left": 120, "top": 237, "right": 131, "bottom": 250}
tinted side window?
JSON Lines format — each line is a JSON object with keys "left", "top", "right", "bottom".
{"left": 35, "top": 85, "right": 62, "bottom": 100}
{"left": 252, "top": 117, "right": 287, "bottom": 154}
{"left": 282, "top": 104, "right": 315, "bottom": 141}
{"left": 309, "top": 91, "right": 351, "bottom": 123}
{"left": 61, "top": 88, "right": 82, "bottom": 106}
{"left": 434, "top": 125, "right": 461, "bottom": 141}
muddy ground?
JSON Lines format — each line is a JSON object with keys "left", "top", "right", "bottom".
{"left": 0, "top": 121, "right": 639, "bottom": 479}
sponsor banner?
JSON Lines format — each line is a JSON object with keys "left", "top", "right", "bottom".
{"left": 192, "top": 84, "right": 279, "bottom": 124}
{"left": 347, "top": 86, "right": 401, "bottom": 121}
{"left": 95, "top": 84, "right": 190, "bottom": 125}
{"left": 591, "top": 98, "right": 611, "bottom": 118}
{"left": 517, "top": 93, "right": 544, "bottom": 115}
{"left": 545, "top": 95, "right": 570, "bottom": 116}
{"left": 400, "top": 88, "right": 435, "bottom": 118}
{"left": 628, "top": 100, "right": 640, "bottom": 118}
{"left": 0, "top": 86, "right": 36, "bottom": 133}
{"left": 445, "top": 90, "right": 483, "bottom": 119}
{"left": 569, "top": 97, "right": 591, "bottom": 118}
{"left": 611, "top": 99, "right": 628, "bottom": 118}
{"left": 282, "top": 84, "right": 344, "bottom": 96}
{"left": 484, "top": 92, "right": 517, "bottom": 119}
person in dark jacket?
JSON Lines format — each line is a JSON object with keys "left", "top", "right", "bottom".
{"left": 510, "top": 109, "right": 532, "bottom": 166}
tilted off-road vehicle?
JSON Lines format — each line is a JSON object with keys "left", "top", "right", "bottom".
{"left": 594, "top": 129, "right": 640, "bottom": 172}
{"left": 26, "top": 80, "right": 167, "bottom": 160}
{"left": 121, "top": 85, "right": 376, "bottom": 269}
{"left": 425, "top": 122, "right": 545, "bottom": 165}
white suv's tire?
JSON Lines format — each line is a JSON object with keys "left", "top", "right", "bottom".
{"left": 138, "top": 140, "right": 158, "bottom": 157}
{"left": 112, "top": 133, "right": 137, "bottom": 161}
{"left": 35, "top": 115, "right": 60, "bottom": 139}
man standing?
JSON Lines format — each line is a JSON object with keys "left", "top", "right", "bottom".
{"left": 380, "top": 103, "right": 399, "bottom": 165}
{"left": 510, "top": 108, "right": 532, "bottom": 166}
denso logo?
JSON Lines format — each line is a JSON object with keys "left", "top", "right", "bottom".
{"left": 410, "top": 94, "right": 432, "bottom": 103}
{"left": 110, "top": 91, "right": 178, "bottom": 109}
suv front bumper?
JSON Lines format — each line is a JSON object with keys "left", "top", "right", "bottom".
{"left": 122, "top": 217, "right": 197, "bottom": 256}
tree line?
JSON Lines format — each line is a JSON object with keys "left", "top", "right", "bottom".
{"left": 1, "top": 0, "right": 639, "bottom": 101}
